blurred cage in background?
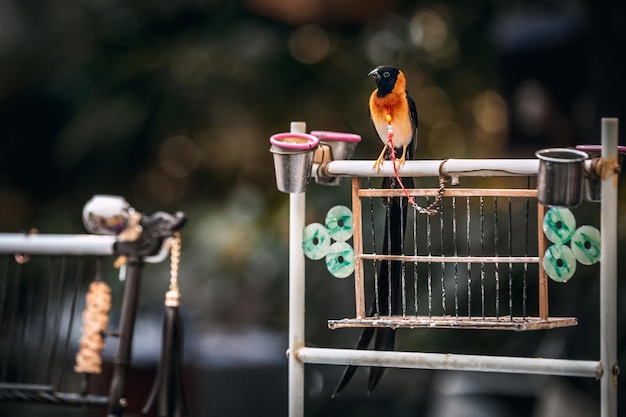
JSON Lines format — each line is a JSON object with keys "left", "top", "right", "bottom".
{"left": 0, "top": 254, "right": 111, "bottom": 406}
{"left": 0, "top": 197, "right": 186, "bottom": 417}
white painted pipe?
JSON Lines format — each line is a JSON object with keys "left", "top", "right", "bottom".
{"left": 288, "top": 122, "right": 307, "bottom": 417}
{"left": 296, "top": 347, "right": 601, "bottom": 379}
{"left": 0, "top": 234, "right": 116, "bottom": 256}
{"left": 600, "top": 118, "right": 619, "bottom": 417}
{"left": 321, "top": 158, "right": 540, "bottom": 178}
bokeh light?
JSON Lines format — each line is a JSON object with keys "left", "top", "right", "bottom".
{"left": 170, "top": 45, "right": 211, "bottom": 86}
{"left": 427, "top": 120, "right": 466, "bottom": 158}
{"left": 158, "top": 135, "right": 201, "bottom": 178}
{"left": 288, "top": 24, "right": 332, "bottom": 64}
{"left": 410, "top": 6, "right": 459, "bottom": 67}
{"left": 472, "top": 89, "right": 508, "bottom": 134}
{"left": 414, "top": 85, "right": 454, "bottom": 127}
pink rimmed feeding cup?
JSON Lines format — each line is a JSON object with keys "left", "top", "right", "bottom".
{"left": 270, "top": 132, "right": 319, "bottom": 193}
{"left": 310, "top": 131, "right": 361, "bottom": 161}
{"left": 309, "top": 131, "right": 361, "bottom": 186}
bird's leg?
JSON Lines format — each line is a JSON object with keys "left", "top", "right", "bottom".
{"left": 373, "top": 144, "right": 388, "bottom": 172}
{"left": 395, "top": 144, "right": 408, "bottom": 168}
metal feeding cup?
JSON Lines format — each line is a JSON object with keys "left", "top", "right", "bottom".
{"left": 536, "top": 148, "right": 589, "bottom": 207}
{"left": 270, "top": 132, "right": 319, "bottom": 193}
{"left": 310, "top": 131, "right": 362, "bottom": 186}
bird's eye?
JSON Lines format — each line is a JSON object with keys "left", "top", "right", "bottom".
{"left": 383, "top": 71, "right": 390, "bottom": 78}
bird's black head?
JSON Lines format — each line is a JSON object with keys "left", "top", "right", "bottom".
{"left": 368, "top": 66, "right": 400, "bottom": 96}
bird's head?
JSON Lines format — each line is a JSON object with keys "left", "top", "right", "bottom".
{"left": 368, "top": 65, "right": 402, "bottom": 96}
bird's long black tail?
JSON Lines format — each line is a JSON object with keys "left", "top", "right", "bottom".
{"left": 332, "top": 174, "right": 412, "bottom": 397}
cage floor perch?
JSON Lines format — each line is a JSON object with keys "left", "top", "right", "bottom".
{"left": 328, "top": 315, "right": 578, "bottom": 331}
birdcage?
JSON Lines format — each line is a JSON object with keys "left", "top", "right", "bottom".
{"left": 274, "top": 119, "right": 621, "bottom": 417}
{"left": 326, "top": 176, "right": 578, "bottom": 331}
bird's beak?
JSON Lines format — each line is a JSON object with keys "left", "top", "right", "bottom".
{"left": 368, "top": 68, "right": 381, "bottom": 80}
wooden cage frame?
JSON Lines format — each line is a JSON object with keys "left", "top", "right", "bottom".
{"left": 327, "top": 179, "right": 578, "bottom": 331}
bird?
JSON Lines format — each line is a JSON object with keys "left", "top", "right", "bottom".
{"left": 368, "top": 65, "right": 418, "bottom": 172}
{"left": 332, "top": 66, "right": 417, "bottom": 397}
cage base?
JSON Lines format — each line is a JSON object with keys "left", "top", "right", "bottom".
{"left": 0, "top": 383, "right": 109, "bottom": 406}
{"left": 328, "top": 315, "right": 578, "bottom": 331}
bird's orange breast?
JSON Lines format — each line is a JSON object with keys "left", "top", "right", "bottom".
{"left": 369, "top": 90, "right": 413, "bottom": 148}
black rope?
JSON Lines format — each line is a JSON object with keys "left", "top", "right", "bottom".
{"left": 508, "top": 197, "right": 513, "bottom": 321}
{"left": 58, "top": 257, "right": 84, "bottom": 391}
{"left": 440, "top": 202, "right": 446, "bottom": 314}
{"left": 523, "top": 177, "right": 530, "bottom": 318}
{"left": 400, "top": 196, "right": 407, "bottom": 317}
{"left": 43, "top": 257, "right": 67, "bottom": 384}
{"left": 466, "top": 197, "right": 472, "bottom": 319}
{"left": 453, "top": 197, "right": 459, "bottom": 318}
{"left": 494, "top": 197, "right": 499, "bottom": 319}
{"left": 412, "top": 204, "right": 418, "bottom": 316}
{"left": 18, "top": 258, "right": 37, "bottom": 382}
{"left": 480, "top": 196, "right": 485, "bottom": 319}
{"left": 368, "top": 177, "right": 380, "bottom": 317}
{"left": 426, "top": 197, "right": 432, "bottom": 318}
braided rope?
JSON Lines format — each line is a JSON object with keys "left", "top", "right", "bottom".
{"left": 74, "top": 281, "right": 111, "bottom": 374}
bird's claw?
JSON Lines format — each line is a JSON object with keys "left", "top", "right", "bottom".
{"left": 373, "top": 156, "right": 385, "bottom": 173}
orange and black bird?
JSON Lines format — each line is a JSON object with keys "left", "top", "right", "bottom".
{"left": 333, "top": 66, "right": 417, "bottom": 397}
{"left": 369, "top": 65, "right": 418, "bottom": 171}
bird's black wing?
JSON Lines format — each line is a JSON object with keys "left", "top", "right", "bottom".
{"left": 367, "top": 173, "right": 412, "bottom": 393}
{"left": 333, "top": 80, "right": 416, "bottom": 398}
{"left": 368, "top": 91, "right": 416, "bottom": 391}
{"left": 406, "top": 90, "right": 418, "bottom": 160}
{"left": 333, "top": 173, "right": 413, "bottom": 398}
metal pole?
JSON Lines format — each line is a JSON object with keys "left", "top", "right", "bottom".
{"left": 108, "top": 255, "right": 143, "bottom": 417}
{"left": 288, "top": 122, "right": 306, "bottom": 417}
{"left": 0, "top": 234, "right": 116, "bottom": 256}
{"left": 600, "top": 118, "right": 619, "bottom": 417}
{"left": 296, "top": 347, "right": 601, "bottom": 379}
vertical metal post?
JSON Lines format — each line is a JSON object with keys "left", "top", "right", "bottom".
{"left": 108, "top": 256, "right": 143, "bottom": 417}
{"left": 600, "top": 118, "right": 618, "bottom": 417}
{"left": 289, "top": 122, "right": 306, "bottom": 417}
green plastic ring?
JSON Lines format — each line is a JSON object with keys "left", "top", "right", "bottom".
{"left": 302, "top": 223, "right": 331, "bottom": 260}
{"left": 325, "top": 205, "right": 353, "bottom": 242}
{"left": 542, "top": 244, "right": 577, "bottom": 283}
{"left": 543, "top": 207, "right": 576, "bottom": 244}
{"left": 325, "top": 241, "right": 355, "bottom": 278}
{"left": 571, "top": 225, "right": 601, "bottom": 265}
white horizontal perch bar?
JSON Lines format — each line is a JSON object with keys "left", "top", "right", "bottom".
{"left": 294, "top": 347, "right": 601, "bottom": 379}
{"left": 359, "top": 254, "right": 539, "bottom": 263}
{"left": 321, "top": 159, "right": 540, "bottom": 178}
{"left": 0, "top": 234, "right": 117, "bottom": 256}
